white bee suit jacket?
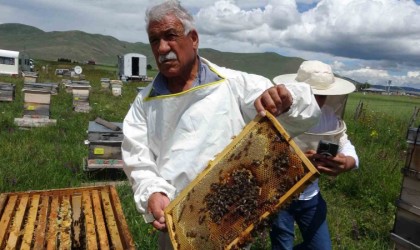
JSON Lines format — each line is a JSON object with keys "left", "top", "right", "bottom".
{"left": 293, "top": 105, "right": 359, "bottom": 200}
{"left": 122, "top": 58, "right": 321, "bottom": 213}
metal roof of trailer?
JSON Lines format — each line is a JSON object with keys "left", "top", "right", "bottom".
{"left": 0, "top": 49, "right": 19, "bottom": 58}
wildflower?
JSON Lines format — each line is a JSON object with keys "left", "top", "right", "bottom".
{"left": 370, "top": 130, "right": 378, "bottom": 139}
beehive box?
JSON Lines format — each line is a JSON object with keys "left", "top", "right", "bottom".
{"left": 390, "top": 232, "right": 420, "bottom": 250}
{"left": 164, "top": 113, "right": 319, "bottom": 249}
{"left": 72, "top": 83, "right": 91, "bottom": 113}
{"left": 399, "top": 175, "right": 420, "bottom": 208}
{"left": 405, "top": 127, "right": 420, "bottom": 172}
{"left": 100, "top": 78, "right": 110, "bottom": 89}
{"left": 24, "top": 82, "right": 59, "bottom": 95}
{"left": 65, "top": 80, "right": 90, "bottom": 93}
{"left": 15, "top": 86, "right": 56, "bottom": 128}
{"left": 22, "top": 89, "right": 51, "bottom": 105}
{"left": 110, "top": 80, "right": 123, "bottom": 97}
{"left": 0, "top": 185, "right": 135, "bottom": 249}
{"left": 85, "top": 121, "right": 124, "bottom": 169}
{"left": 0, "top": 82, "right": 15, "bottom": 102}
{"left": 23, "top": 103, "right": 50, "bottom": 118}
{"left": 392, "top": 199, "right": 420, "bottom": 247}
{"left": 22, "top": 72, "right": 38, "bottom": 84}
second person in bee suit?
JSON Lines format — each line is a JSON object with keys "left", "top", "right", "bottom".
{"left": 121, "top": 1, "right": 322, "bottom": 249}
{"left": 270, "top": 60, "right": 359, "bottom": 250}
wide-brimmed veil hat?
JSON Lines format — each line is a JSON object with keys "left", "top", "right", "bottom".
{"left": 273, "top": 60, "right": 356, "bottom": 95}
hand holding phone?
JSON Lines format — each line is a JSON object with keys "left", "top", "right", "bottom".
{"left": 316, "top": 140, "right": 338, "bottom": 157}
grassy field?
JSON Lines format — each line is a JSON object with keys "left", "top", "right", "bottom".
{"left": 1, "top": 61, "right": 419, "bottom": 249}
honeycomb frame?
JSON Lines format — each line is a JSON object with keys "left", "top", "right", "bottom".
{"left": 164, "top": 112, "right": 320, "bottom": 249}
{"left": 0, "top": 185, "right": 135, "bottom": 249}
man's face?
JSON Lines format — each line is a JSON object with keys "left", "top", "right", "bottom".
{"left": 315, "top": 95, "right": 327, "bottom": 108}
{"left": 147, "top": 14, "right": 198, "bottom": 78}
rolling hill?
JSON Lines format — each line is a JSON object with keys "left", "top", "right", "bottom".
{"left": 0, "top": 23, "right": 304, "bottom": 80}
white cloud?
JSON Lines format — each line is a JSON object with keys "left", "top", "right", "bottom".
{"left": 1, "top": 0, "right": 420, "bottom": 86}
{"left": 408, "top": 71, "right": 420, "bottom": 78}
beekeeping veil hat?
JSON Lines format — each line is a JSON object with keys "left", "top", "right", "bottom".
{"left": 273, "top": 60, "right": 355, "bottom": 95}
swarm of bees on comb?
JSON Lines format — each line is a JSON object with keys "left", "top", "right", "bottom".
{"left": 165, "top": 113, "right": 319, "bottom": 249}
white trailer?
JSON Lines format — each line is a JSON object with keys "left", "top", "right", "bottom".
{"left": 0, "top": 49, "right": 33, "bottom": 75}
{"left": 117, "top": 53, "right": 147, "bottom": 81}
{"left": 0, "top": 49, "right": 19, "bottom": 75}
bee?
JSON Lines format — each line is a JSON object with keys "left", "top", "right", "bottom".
{"left": 198, "top": 214, "right": 206, "bottom": 225}
{"left": 186, "top": 230, "right": 197, "bottom": 238}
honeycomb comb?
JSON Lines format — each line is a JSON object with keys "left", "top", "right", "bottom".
{"left": 164, "top": 112, "right": 319, "bottom": 249}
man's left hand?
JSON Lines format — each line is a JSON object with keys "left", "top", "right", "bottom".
{"left": 306, "top": 150, "right": 356, "bottom": 176}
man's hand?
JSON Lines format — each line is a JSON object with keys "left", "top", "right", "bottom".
{"left": 254, "top": 84, "right": 293, "bottom": 117}
{"left": 306, "top": 150, "right": 356, "bottom": 176}
{"left": 147, "top": 192, "right": 170, "bottom": 231}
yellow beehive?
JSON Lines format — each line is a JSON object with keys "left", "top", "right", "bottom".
{"left": 165, "top": 112, "right": 319, "bottom": 249}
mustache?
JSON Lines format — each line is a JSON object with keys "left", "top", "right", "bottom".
{"left": 158, "top": 51, "right": 177, "bottom": 63}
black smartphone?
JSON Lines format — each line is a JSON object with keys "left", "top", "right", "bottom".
{"left": 316, "top": 140, "right": 338, "bottom": 157}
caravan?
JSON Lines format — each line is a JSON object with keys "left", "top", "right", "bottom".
{"left": 0, "top": 49, "right": 33, "bottom": 75}
{"left": 117, "top": 53, "right": 147, "bottom": 81}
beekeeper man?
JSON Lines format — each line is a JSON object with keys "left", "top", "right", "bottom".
{"left": 121, "top": 1, "right": 321, "bottom": 248}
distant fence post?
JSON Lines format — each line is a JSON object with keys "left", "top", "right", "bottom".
{"left": 354, "top": 100, "right": 364, "bottom": 121}
{"left": 408, "top": 106, "right": 420, "bottom": 128}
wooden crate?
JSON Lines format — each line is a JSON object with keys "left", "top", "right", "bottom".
{"left": 0, "top": 82, "right": 15, "bottom": 102}
{"left": 0, "top": 185, "right": 135, "bottom": 249}
{"left": 392, "top": 199, "right": 420, "bottom": 247}
{"left": 164, "top": 113, "right": 319, "bottom": 249}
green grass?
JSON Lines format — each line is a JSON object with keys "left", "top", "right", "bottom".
{"left": 1, "top": 63, "right": 419, "bottom": 249}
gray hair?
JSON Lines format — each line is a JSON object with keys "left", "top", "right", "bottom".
{"left": 145, "top": 0, "right": 195, "bottom": 35}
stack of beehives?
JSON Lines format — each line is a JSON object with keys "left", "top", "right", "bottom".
{"left": 390, "top": 127, "right": 420, "bottom": 249}
{"left": 0, "top": 82, "right": 15, "bottom": 102}
{"left": 110, "top": 80, "right": 123, "bottom": 96}
{"left": 14, "top": 82, "right": 57, "bottom": 128}
{"left": 69, "top": 80, "right": 91, "bottom": 113}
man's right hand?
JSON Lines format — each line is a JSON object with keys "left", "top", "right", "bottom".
{"left": 147, "top": 192, "right": 170, "bottom": 231}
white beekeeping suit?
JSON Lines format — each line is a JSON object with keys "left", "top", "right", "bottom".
{"left": 122, "top": 58, "right": 321, "bottom": 214}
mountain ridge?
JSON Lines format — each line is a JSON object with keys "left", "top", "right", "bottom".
{"left": 0, "top": 23, "right": 305, "bottom": 80}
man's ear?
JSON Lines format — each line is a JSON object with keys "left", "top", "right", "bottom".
{"left": 189, "top": 29, "right": 199, "bottom": 50}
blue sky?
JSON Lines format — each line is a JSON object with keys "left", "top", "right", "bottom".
{"left": 1, "top": 0, "right": 420, "bottom": 88}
